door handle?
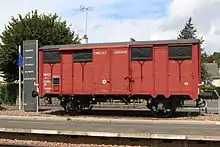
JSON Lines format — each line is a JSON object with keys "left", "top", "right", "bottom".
{"left": 124, "top": 76, "right": 132, "bottom": 80}
{"left": 191, "top": 73, "right": 195, "bottom": 79}
{"left": 124, "top": 76, "right": 134, "bottom": 83}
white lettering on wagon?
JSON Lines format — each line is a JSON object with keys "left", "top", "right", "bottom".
{"left": 114, "top": 50, "right": 127, "bottom": 54}
{"left": 43, "top": 73, "right": 51, "bottom": 76}
{"left": 43, "top": 73, "right": 52, "bottom": 91}
{"left": 44, "top": 87, "right": 51, "bottom": 92}
{"left": 94, "top": 51, "right": 107, "bottom": 55}
{"left": 43, "top": 80, "right": 51, "bottom": 83}
{"left": 44, "top": 77, "right": 50, "bottom": 80}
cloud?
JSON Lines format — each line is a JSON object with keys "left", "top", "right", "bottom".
{"left": 0, "top": 0, "right": 219, "bottom": 54}
{"left": 158, "top": 0, "right": 220, "bottom": 54}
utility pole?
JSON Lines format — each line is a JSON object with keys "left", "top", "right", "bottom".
{"left": 18, "top": 45, "right": 22, "bottom": 110}
{"left": 79, "top": 5, "right": 93, "bottom": 44}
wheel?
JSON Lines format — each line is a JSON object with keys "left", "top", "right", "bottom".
{"left": 44, "top": 97, "right": 52, "bottom": 106}
{"left": 196, "top": 98, "right": 207, "bottom": 108}
{"left": 32, "top": 90, "right": 38, "bottom": 97}
{"left": 147, "top": 98, "right": 177, "bottom": 118}
{"left": 60, "top": 97, "right": 93, "bottom": 115}
{"left": 81, "top": 105, "right": 93, "bottom": 114}
{"left": 60, "top": 97, "right": 81, "bottom": 115}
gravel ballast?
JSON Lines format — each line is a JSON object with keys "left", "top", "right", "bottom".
{"left": 0, "top": 139, "right": 141, "bottom": 147}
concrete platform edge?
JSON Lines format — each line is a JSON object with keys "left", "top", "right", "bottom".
{"left": 0, "top": 128, "right": 220, "bottom": 141}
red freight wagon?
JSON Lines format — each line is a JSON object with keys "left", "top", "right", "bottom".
{"left": 38, "top": 39, "right": 204, "bottom": 117}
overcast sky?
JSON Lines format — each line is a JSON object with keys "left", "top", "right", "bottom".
{"left": 0, "top": 0, "right": 219, "bottom": 54}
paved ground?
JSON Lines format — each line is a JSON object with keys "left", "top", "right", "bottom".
{"left": 0, "top": 117, "right": 220, "bottom": 137}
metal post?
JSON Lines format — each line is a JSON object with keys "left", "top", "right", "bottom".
{"left": 215, "top": 90, "right": 220, "bottom": 114}
{"left": 18, "top": 45, "right": 22, "bottom": 110}
{"left": 80, "top": 5, "right": 93, "bottom": 44}
{"left": 85, "top": 10, "right": 89, "bottom": 44}
{"left": 85, "top": 9, "right": 88, "bottom": 37}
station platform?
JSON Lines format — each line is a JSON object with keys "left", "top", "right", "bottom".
{"left": 0, "top": 115, "right": 220, "bottom": 141}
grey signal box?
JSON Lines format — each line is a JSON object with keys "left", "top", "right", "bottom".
{"left": 23, "top": 40, "right": 39, "bottom": 112}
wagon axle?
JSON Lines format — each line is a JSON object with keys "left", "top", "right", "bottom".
{"left": 146, "top": 97, "right": 177, "bottom": 118}
{"left": 60, "top": 96, "right": 93, "bottom": 115}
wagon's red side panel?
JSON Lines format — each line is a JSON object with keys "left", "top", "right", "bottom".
{"left": 38, "top": 40, "right": 201, "bottom": 100}
{"left": 92, "top": 47, "right": 131, "bottom": 95}
{"left": 39, "top": 50, "right": 43, "bottom": 97}
{"left": 167, "top": 44, "right": 200, "bottom": 99}
{"left": 73, "top": 60, "right": 93, "bottom": 94}
{"left": 130, "top": 43, "right": 200, "bottom": 99}
{"left": 131, "top": 62, "right": 154, "bottom": 94}
{"left": 153, "top": 46, "right": 169, "bottom": 97}
{"left": 197, "top": 43, "right": 202, "bottom": 94}
{"left": 39, "top": 64, "right": 61, "bottom": 95}
{"left": 38, "top": 50, "right": 61, "bottom": 97}
{"left": 61, "top": 52, "right": 73, "bottom": 94}
{"left": 92, "top": 48, "right": 110, "bottom": 94}
{"left": 73, "top": 63, "right": 83, "bottom": 93}
{"left": 193, "top": 43, "right": 201, "bottom": 97}
{"left": 130, "top": 45, "right": 154, "bottom": 94}
{"left": 110, "top": 47, "right": 130, "bottom": 94}
{"left": 167, "top": 50, "right": 194, "bottom": 95}
{"left": 42, "top": 64, "right": 61, "bottom": 94}
{"left": 81, "top": 62, "right": 94, "bottom": 93}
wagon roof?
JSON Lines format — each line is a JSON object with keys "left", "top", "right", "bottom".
{"left": 39, "top": 39, "right": 200, "bottom": 50}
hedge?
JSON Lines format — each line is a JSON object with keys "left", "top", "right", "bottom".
{"left": 202, "top": 85, "right": 220, "bottom": 95}
{"left": 0, "top": 83, "right": 18, "bottom": 105}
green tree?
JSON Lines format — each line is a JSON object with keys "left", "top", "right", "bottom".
{"left": 0, "top": 10, "right": 81, "bottom": 82}
{"left": 210, "top": 52, "right": 220, "bottom": 68}
{"left": 177, "top": 17, "right": 209, "bottom": 82}
{"left": 178, "top": 17, "right": 198, "bottom": 39}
